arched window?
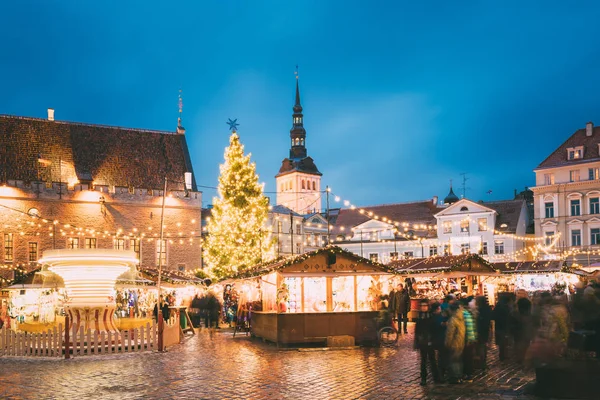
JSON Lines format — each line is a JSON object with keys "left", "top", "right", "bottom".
{"left": 295, "top": 138, "right": 300, "bottom": 145}
{"left": 28, "top": 208, "right": 40, "bottom": 217}
{"left": 302, "top": 180, "right": 305, "bottom": 189}
{"left": 460, "top": 206, "right": 469, "bottom": 211}
{"left": 290, "top": 181, "right": 293, "bottom": 190}
{"left": 312, "top": 181, "right": 316, "bottom": 190}
{"left": 291, "top": 139, "right": 294, "bottom": 147}
{"left": 300, "top": 138, "right": 304, "bottom": 146}
{"left": 280, "top": 183, "right": 283, "bottom": 192}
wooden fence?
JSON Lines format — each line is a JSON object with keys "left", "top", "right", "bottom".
{"left": 0, "top": 316, "right": 180, "bottom": 358}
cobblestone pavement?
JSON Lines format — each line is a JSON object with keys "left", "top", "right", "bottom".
{"left": 0, "top": 324, "right": 542, "bottom": 400}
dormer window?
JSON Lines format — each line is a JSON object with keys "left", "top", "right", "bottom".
{"left": 567, "top": 146, "right": 584, "bottom": 160}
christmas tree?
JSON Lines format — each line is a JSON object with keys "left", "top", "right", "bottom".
{"left": 203, "top": 121, "right": 274, "bottom": 279}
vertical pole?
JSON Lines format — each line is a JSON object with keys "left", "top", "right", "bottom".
{"left": 58, "top": 155, "right": 62, "bottom": 200}
{"left": 326, "top": 186, "right": 330, "bottom": 245}
{"left": 64, "top": 313, "right": 70, "bottom": 359}
{"left": 360, "top": 230, "right": 363, "bottom": 258}
{"left": 157, "top": 176, "right": 167, "bottom": 352}
{"left": 290, "top": 211, "right": 294, "bottom": 255}
{"left": 277, "top": 220, "right": 280, "bottom": 257}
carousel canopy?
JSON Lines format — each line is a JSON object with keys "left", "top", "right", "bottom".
{"left": 138, "top": 268, "right": 204, "bottom": 286}
{"left": 6, "top": 267, "right": 65, "bottom": 289}
{"left": 225, "top": 245, "right": 395, "bottom": 281}
{"left": 388, "top": 254, "right": 498, "bottom": 276}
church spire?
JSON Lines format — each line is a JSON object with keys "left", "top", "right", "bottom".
{"left": 289, "top": 67, "right": 307, "bottom": 159}
{"left": 177, "top": 88, "right": 185, "bottom": 134}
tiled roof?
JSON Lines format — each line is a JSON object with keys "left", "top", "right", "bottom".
{"left": 275, "top": 156, "right": 322, "bottom": 177}
{"left": 0, "top": 115, "right": 196, "bottom": 191}
{"left": 270, "top": 204, "right": 302, "bottom": 216}
{"left": 483, "top": 199, "right": 525, "bottom": 233}
{"left": 536, "top": 124, "right": 600, "bottom": 170}
{"left": 331, "top": 200, "right": 441, "bottom": 235}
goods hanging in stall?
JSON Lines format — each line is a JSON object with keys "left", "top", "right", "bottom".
{"left": 226, "top": 246, "right": 398, "bottom": 346}
{"left": 388, "top": 254, "right": 499, "bottom": 312}
{"left": 491, "top": 260, "right": 580, "bottom": 297}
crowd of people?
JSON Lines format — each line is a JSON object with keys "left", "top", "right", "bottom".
{"left": 409, "top": 279, "right": 600, "bottom": 386}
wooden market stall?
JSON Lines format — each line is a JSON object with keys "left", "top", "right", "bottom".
{"left": 388, "top": 254, "right": 500, "bottom": 316}
{"left": 491, "top": 260, "right": 580, "bottom": 296}
{"left": 234, "top": 246, "right": 396, "bottom": 346}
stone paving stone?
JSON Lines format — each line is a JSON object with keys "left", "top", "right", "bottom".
{"left": 0, "top": 324, "right": 558, "bottom": 400}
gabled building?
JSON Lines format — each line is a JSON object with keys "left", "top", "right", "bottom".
{"left": 532, "top": 121, "right": 600, "bottom": 265}
{"left": 0, "top": 110, "right": 201, "bottom": 281}
{"left": 331, "top": 189, "right": 529, "bottom": 263}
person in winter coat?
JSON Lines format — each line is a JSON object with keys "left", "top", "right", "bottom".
{"left": 512, "top": 297, "right": 534, "bottom": 364}
{"left": 414, "top": 300, "right": 441, "bottom": 385}
{"left": 431, "top": 302, "right": 448, "bottom": 381}
{"left": 389, "top": 283, "right": 411, "bottom": 334}
{"left": 445, "top": 303, "right": 466, "bottom": 384}
{"left": 461, "top": 298, "right": 478, "bottom": 382}
{"left": 475, "top": 296, "right": 492, "bottom": 370}
{"left": 493, "top": 294, "right": 512, "bottom": 361}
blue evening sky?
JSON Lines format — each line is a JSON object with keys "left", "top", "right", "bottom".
{"left": 2, "top": 1, "right": 600, "bottom": 208}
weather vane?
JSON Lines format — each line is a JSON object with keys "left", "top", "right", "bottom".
{"left": 226, "top": 118, "right": 239, "bottom": 132}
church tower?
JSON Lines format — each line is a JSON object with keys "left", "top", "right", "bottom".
{"left": 275, "top": 75, "right": 322, "bottom": 214}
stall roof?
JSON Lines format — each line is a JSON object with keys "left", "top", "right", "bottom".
{"left": 139, "top": 268, "right": 204, "bottom": 286}
{"left": 226, "top": 246, "right": 395, "bottom": 280}
{"left": 388, "top": 254, "right": 498, "bottom": 276}
{"left": 491, "top": 260, "right": 568, "bottom": 274}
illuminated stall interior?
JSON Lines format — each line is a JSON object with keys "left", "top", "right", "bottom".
{"left": 233, "top": 246, "right": 397, "bottom": 345}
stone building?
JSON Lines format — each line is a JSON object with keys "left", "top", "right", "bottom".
{"left": 532, "top": 121, "right": 600, "bottom": 266}
{"left": 0, "top": 110, "right": 201, "bottom": 282}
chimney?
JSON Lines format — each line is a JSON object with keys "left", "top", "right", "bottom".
{"left": 432, "top": 196, "right": 438, "bottom": 205}
{"left": 47, "top": 108, "right": 55, "bottom": 121}
{"left": 586, "top": 121, "right": 593, "bottom": 136}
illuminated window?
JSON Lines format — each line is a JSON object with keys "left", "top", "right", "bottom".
{"left": 4, "top": 233, "right": 14, "bottom": 262}
{"left": 429, "top": 247, "right": 437, "bottom": 256}
{"left": 312, "top": 181, "right": 316, "bottom": 190}
{"left": 478, "top": 218, "right": 487, "bottom": 231}
{"left": 460, "top": 220, "right": 469, "bottom": 233}
{"left": 67, "top": 237, "right": 79, "bottom": 249}
{"left": 568, "top": 148, "right": 583, "bottom": 160}
{"left": 332, "top": 276, "right": 355, "bottom": 312}
{"left": 156, "top": 239, "right": 167, "bottom": 266}
{"left": 295, "top": 243, "right": 301, "bottom": 254}
{"left": 369, "top": 253, "right": 379, "bottom": 262}
{"left": 85, "top": 238, "right": 96, "bottom": 249}
{"left": 114, "top": 238, "right": 125, "bottom": 250}
{"left": 28, "top": 242, "right": 38, "bottom": 262}
{"left": 443, "top": 221, "right": 452, "bottom": 234}
{"left": 390, "top": 251, "right": 399, "bottom": 260}
{"left": 544, "top": 232, "right": 554, "bottom": 246}
{"left": 460, "top": 243, "right": 470, "bottom": 254}
{"left": 481, "top": 242, "right": 488, "bottom": 255}
{"left": 295, "top": 223, "right": 302, "bottom": 234}
{"left": 570, "top": 170, "right": 580, "bottom": 182}
{"left": 589, "top": 168, "right": 599, "bottom": 180}
{"left": 130, "top": 238, "right": 141, "bottom": 261}
{"left": 302, "top": 180, "right": 305, "bottom": 189}
{"left": 544, "top": 174, "right": 555, "bottom": 185}
{"left": 403, "top": 251, "right": 413, "bottom": 258}
{"left": 443, "top": 244, "right": 451, "bottom": 256}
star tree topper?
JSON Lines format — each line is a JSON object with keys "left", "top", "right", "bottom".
{"left": 226, "top": 118, "right": 239, "bottom": 132}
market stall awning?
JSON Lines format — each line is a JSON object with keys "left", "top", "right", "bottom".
{"left": 226, "top": 245, "right": 395, "bottom": 280}
{"left": 388, "top": 254, "right": 498, "bottom": 276}
{"left": 139, "top": 268, "right": 205, "bottom": 287}
{"left": 491, "top": 260, "right": 568, "bottom": 274}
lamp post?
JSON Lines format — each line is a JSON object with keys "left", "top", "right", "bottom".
{"left": 157, "top": 172, "right": 192, "bottom": 351}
